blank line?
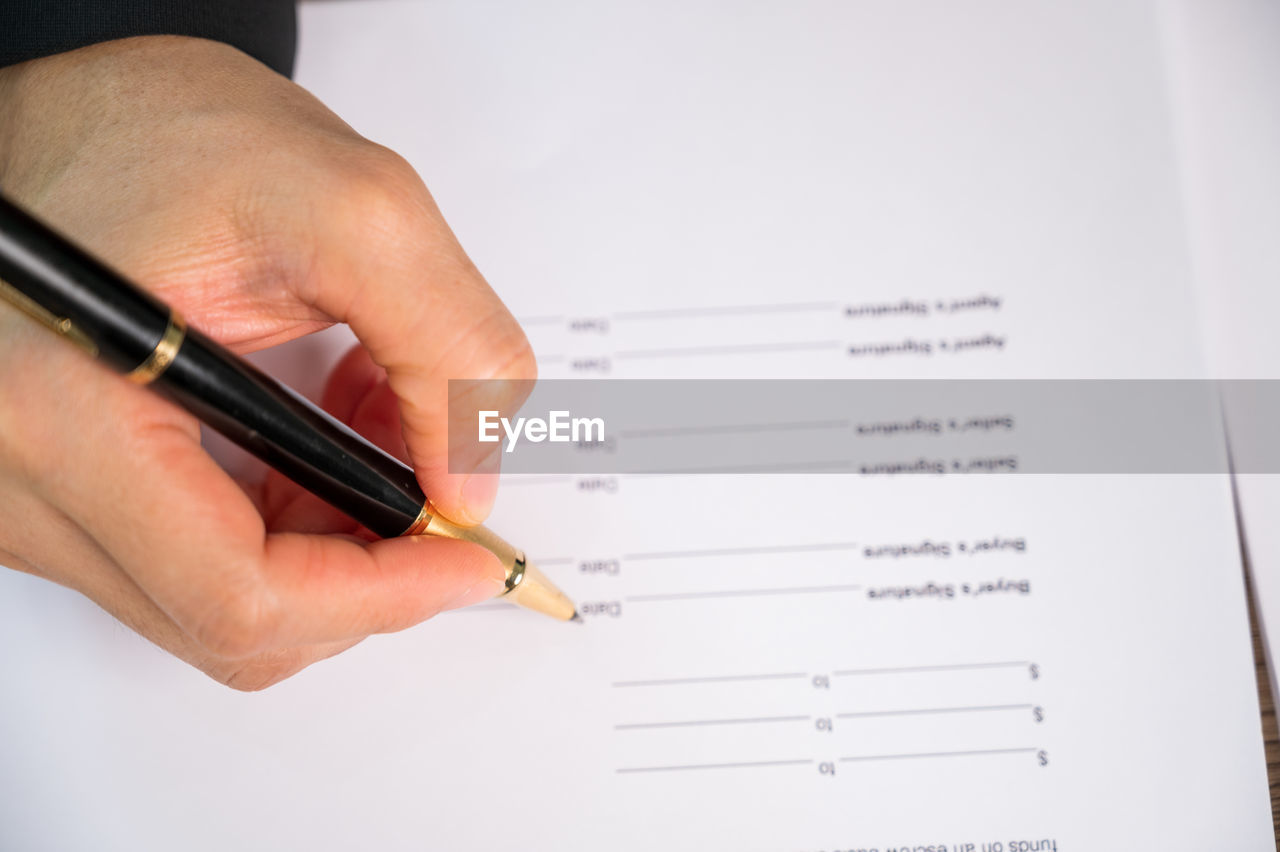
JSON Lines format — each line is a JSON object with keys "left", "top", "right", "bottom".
{"left": 839, "top": 748, "right": 1037, "bottom": 763}
{"left": 534, "top": 557, "right": 574, "bottom": 566}
{"left": 537, "top": 354, "right": 567, "bottom": 363}
{"left": 631, "top": 459, "right": 853, "bottom": 474}
{"left": 519, "top": 315, "right": 565, "bottom": 326}
{"left": 832, "top": 661, "right": 1031, "bottom": 677}
{"left": 621, "top": 419, "right": 850, "bottom": 439}
{"left": 626, "top": 542, "right": 860, "bottom": 561}
{"left": 614, "top": 302, "right": 837, "bottom": 320}
{"left": 837, "top": 704, "right": 1033, "bottom": 719}
{"left": 617, "top": 759, "right": 813, "bottom": 773}
{"left": 614, "top": 460, "right": 855, "bottom": 473}
{"left": 612, "top": 672, "right": 808, "bottom": 688}
{"left": 616, "top": 341, "right": 841, "bottom": 359}
{"left": 615, "top": 714, "right": 811, "bottom": 730}
{"left": 628, "top": 584, "right": 861, "bottom": 602}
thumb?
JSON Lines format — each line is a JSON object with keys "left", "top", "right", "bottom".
{"left": 301, "top": 149, "right": 536, "bottom": 526}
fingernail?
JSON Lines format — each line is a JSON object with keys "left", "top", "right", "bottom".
{"left": 442, "top": 575, "right": 506, "bottom": 611}
{"left": 459, "top": 451, "right": 501, "bottom": 523}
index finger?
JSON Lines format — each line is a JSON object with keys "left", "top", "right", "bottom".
{"left": 295, "top": 148, "right": 538, "bottom": 525}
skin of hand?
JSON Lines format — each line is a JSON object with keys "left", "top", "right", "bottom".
{"left": 0, "top": 36, "right": 536, "bottom": 690}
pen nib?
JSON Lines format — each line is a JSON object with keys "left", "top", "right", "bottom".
{"left": 569, "top": 611, "right": 583, "bottom": 623}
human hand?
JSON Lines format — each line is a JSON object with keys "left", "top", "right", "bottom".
{"left": 0, "top": 36, "right": 535, "bottom": 689}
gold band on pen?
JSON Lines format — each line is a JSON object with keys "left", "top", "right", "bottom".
{"left": 403, "top": 502, "right": 528, "bottom": 593}
{"left": 126, "top": 311, "right": 186, "bottom": 385}
{"left": 403, "top": 504, "right": 432, "bottom": 537}
{"left": 404, "top": 503, "right": 576, "bottom": 620}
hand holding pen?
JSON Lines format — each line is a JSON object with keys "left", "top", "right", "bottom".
{"left": 0, "top": 37, "right": 564, "bottom": 690}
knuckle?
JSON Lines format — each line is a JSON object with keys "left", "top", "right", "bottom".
{"left": 486, "top": 329, "right": 539, "bottom": 385}
{"left": 436, "top": 314, "right": 538, "bottom": 422}
{"left": 450, "top": 305, "right": 539, "bottom": 384}
{"left": 187, "top": 577, "right": 275, "bottom": 660}
{"left": 218, "top": 649, "right": 304, "bottom": 693}
{"left": 340, "top": 147, "right": 432, "bottom": 240}
{"left": 361, "top": 144, "right": 421, "bottom": 186}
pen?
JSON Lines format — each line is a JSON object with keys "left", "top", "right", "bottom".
{"left": 0, "top": 192, "right": 576, "bottom": 622}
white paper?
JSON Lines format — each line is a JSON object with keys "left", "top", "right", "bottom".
{"left": 0, "top": 2, "right": 1271, "bottom": 849}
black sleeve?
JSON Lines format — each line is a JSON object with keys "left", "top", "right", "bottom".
{"left": 0, "top": 1, "right": 297, "bottom": 77}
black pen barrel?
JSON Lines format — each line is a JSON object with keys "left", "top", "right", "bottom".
{"left": 158, "top": 328, "right": 426, "bottom": 538}
{"left": 0, "top": 194, "right": 169, "bottom": 371}
{"left": 0, "top": 193, "right": 426, "bottom": 539}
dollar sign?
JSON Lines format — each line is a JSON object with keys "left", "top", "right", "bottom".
{"left": 1038, "top": 750, "right": 1048, "bottom": 766}
{"left": 1033, "top": 706, "right": 1044, "bottom": 723}
{"left": 1029, "top": 663, "right": 1040, "bottom": 680}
